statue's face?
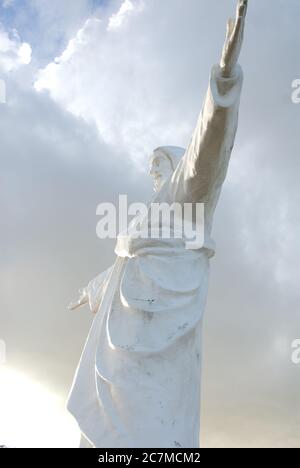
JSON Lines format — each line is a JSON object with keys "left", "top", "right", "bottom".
{"left": 149, "top": 152, "right": 173, "bottom": 192}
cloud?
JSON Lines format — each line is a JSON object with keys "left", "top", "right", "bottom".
{"left": 107, "top": 0, "right": 135, "bottom": 31}
{"left": 0, "top": 24, "right": 32, "bottom": 72}
{"left": 34, "top": 0, "right": 202, "bottom": 163}
{"left": 2, "top": 0, "right": 14, "bottom": 8}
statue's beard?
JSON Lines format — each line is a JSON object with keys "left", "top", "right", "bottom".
{"left": 154, "top": 176, "right": 163, "bottom": 192}
{"left": 154, "top": 173, "right": 172, "bottom": 192}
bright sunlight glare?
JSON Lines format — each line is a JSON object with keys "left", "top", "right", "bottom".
{"left": 0, "top": 366, "right": 80, "bottom": 448}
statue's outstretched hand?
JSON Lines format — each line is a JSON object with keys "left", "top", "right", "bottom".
{"left": 220, "top": 0, "right": 248, "bottom": 77}
{"left": 68, "top": 288, "right": 88, "bottom": 311}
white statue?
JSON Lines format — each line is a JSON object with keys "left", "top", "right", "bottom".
{"left": 67, "top": 0, "right": 248, "bottom": 448}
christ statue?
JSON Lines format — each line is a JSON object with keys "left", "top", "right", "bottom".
{"left": 67, "top": 0, "right": 248, "bottom": 449}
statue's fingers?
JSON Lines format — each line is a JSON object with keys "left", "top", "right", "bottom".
{"left": 226, "top": 18, "right": 235, "bottom": 42}
{"left": 229, "top": 17, "right": 235, "bottom": 34}
{"left": 229, "top": 0, "right": 247, "bottom": 46}
{"left": 237, "top": 0, "right": 248, "bottom": 19}
{"left": 78, "top": 288, "right": 88, "bottom": 301}
{"left": 79, "top": 294, "right": 88, "bottom": 306}
{"left": 68, "top": 301, "right": 79, "bottom": 310}
{"left": 232, "top": 9, "right": 246, "bottom": 43}
{"left": 68, "top": 294, "right": 87, "bottom": 310}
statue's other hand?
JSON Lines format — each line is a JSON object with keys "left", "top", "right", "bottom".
{"left": 68, "top": 288, "right": 89, "bottom": 311}
{"left": 220, "top": 0, "right": 248, "bottom": 77}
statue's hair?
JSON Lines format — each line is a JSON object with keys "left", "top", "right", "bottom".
{"left": 152, "top": 146, "right": 186, "bottom": 172}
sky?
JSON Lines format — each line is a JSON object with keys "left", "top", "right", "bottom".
{"left": 0, "top": 0, "right": 300, "bottom": 448}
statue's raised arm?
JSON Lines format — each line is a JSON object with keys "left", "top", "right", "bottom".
{"left": 170, "top": 0, "right": 248, "bottom": 205}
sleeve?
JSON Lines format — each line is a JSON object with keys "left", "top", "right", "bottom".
{"left": 170, "top": 64, "right": 243, "bottom": 204}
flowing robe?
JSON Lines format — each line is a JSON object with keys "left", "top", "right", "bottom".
{"left": 67, "top": 64, "right": 243, "bottom": 448}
